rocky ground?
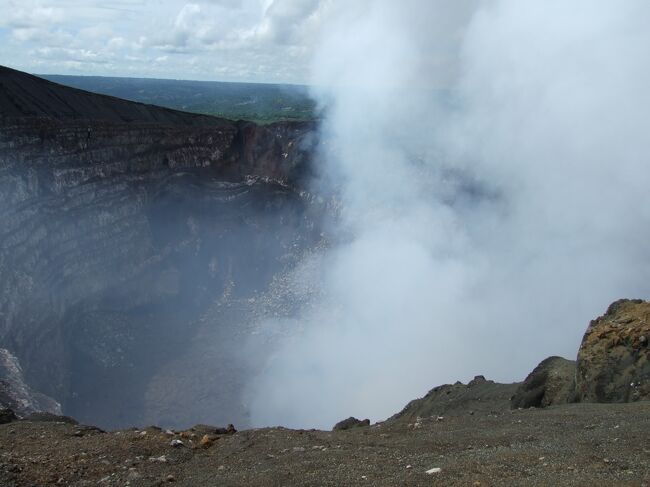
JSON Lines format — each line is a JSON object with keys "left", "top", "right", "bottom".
{"left": 2, "top": 299, "right": 649, "bottom": 486}
{"left": 1, "top": 401, "right": 649, "bottom": 486}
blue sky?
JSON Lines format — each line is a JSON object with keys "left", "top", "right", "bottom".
{"left": 0, "top": 0, "right": 325, "bottom": 83}
{"left": 0, "top": 0, "right": 478, "bottom": 85}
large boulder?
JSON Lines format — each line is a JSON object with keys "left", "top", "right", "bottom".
{"left": 575, "top": 299, "right": 650, "bottom": 403}
{"left": 510, "top": 356, "right": 576, "bottom": 409}
{"left": 0, "top": 408, "right": 17, "bottom": 424}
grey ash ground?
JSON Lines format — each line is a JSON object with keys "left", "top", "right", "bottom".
{"left": 1, "top": 401, "right": 649, "bottom": 486}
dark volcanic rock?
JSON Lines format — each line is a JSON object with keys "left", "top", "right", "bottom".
{"left": 510, "top": 356, "right": 576, "bottom": 409}
{"left": 0, "top": 66, "right": 321, "bottom": 429}
{"left": 574, "top": 299, "right": 650, "bottom": 403}
{"left": 189, "top": 423, "right": 237, "bottom": 436}
{"left": 0, "top": 65, "right": 226, "bottom": 126}
{"left": 389, "top": 376, "right": 519, "bottom": 423}
{"left": 332, "top": 417, "right": 370, "bottom": 431}
{"left": 0, "top": 407, "right": 17, "bottom": 424}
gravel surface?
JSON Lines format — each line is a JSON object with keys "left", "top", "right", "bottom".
{"left": 1, "top": 402, "right": 649, "bottom": 486}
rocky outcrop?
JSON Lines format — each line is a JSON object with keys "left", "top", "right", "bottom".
{"left": 389, "top": 375, "right": 519, "bottom": 423}
{"left": 0, "top": 67, "right": 321, "bottom": 428}
{"left": 0, "top": 407, "right": 17, "bottom": 424}
{"left": 574, "top": 299, "right": 650, "bottom": 403}
{"left": 332, "top": 417, "right": 370, "bottom": 431}
{"left": 510, "top": 356, "right": 576, "bottom": 409}
{"left": 510, "top": 299, "right": 650, "bottom": 410}
{"left": 0, "top": 348, "right": 61, "bottom": 416}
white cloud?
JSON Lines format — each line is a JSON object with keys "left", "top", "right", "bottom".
{"left": 0, "top": 0, "right": 336, "bottom": 82}
{"left": 2, "top": 3, "right": 65, "bottom": 28}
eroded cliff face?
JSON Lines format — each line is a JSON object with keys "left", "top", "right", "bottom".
{"left": 0, "top": 347, "right": 61, "bottom": 416}
{"left": 575, "top": 299, "right": 650, "bottom": 403}
{"left": 0, "top": 68, "right": 321, "bottom": 428}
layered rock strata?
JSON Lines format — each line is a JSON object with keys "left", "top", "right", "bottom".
{"left": 0, "top": 66, "right": 320, "bottom": 428}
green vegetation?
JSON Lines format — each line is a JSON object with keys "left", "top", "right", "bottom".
{"left": 40, "top": 74, "right": 317, "bottom": 123}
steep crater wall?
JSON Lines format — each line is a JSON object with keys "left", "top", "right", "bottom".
{"left": 0, "top": 112, "right": 321, "bottom": 428}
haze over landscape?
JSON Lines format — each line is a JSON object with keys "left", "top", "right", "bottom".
{"left": 0, "top": 0, "right": 650, "bottom": 487}
{"left": 1, "top": 2, "right": 650, "bottom": 485}
{"left": 247, "top": 0, "right": 650, "bottom": 428}
{"left": 2, "top": 0, "right": 650, "bottom": 427}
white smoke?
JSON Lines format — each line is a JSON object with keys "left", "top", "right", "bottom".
{"left": 246, "top": 0, "right": 650, "bottom": 429}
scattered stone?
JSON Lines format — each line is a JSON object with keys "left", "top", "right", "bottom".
{"left": 127, "top": 470, "right": 141, "bottom": 481}
{"left": 426, "top": 467, "right": 442, "bottom": 474}
{"left": 149, "top": 455, "right": 168, "bottom": 463}
{"left": 170, "top": 439, "right": 184, "bottom": 447}
{"left": 200, "top": 434, "right": 216, "bottom": 448}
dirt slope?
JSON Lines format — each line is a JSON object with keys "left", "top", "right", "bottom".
{"left": 1, "top": 402, "right": 648, "bottom": 486}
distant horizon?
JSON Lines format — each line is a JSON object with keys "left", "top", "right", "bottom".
{"left": 13, "top": 64, "right": 319, "bottom": 123}
{"left": 36, "top": 70, "right": 312, "bottom": 88}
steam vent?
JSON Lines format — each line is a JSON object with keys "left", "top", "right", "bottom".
{"left": 1, "top": 0, "right": 650, "bottom": 479}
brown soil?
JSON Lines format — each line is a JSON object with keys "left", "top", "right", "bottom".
{"left": 1, "top": 402, "right": 649, "bottom": 486}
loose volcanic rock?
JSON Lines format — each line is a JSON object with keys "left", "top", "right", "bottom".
{"left": 575, "top": 299, "right": 650, "bottom": 403}
{"left": 332, "top": 417, "right": 370, "bottom": 431}
{"left": 510, "top": 356, "right": 576, "bottom": 409}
